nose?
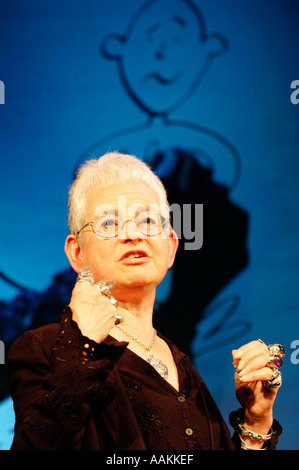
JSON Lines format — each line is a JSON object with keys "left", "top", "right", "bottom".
{"left": 124, "top": 219, "right": 143, "bottom": 240}
{"left": 155, "top": 41, "right": 167, "bottom": 60}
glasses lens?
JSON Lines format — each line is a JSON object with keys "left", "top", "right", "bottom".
{"left": 94, "top": 215, "right": 119, "bottom": 238}
{"left": 137, "top": 212, "right": 166, "bottom": 236}
{"left": 93, "top": 212, "right": 169, "bottom": 238}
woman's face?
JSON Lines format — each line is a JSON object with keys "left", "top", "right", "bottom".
{"left": 70, "top": 182, "right": 178, "bottom": 301}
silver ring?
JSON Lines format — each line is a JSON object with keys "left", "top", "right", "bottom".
{"left": 76, "top": 273, "right": 123, "bottom": 325}
{"left": 94, "top": 280, "right": 119, "bottom": 307}
{"left": 94, "top": 279, "right": 114, "bottom": 291}
{"left": 114, "top": 313, "right": 123, "bottom": 325}
{"left": 267, "top": 344, "right": 285, "bottom": 369}
{"left": 76, "top": 267, "right": 94, "bottom": 285}
{"left": 263, "top": 368, "right": 282, "bottom": 389}
{"left": 93, "top": 280, "right": 115, "bottom": 294}
{"left": 93, "top": 280, "right": 123, "bottom": 325}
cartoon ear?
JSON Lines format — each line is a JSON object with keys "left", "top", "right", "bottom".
{"left": 204, "top": 32, "right": 229, "bottom": 58}
{"left": 100, "top": 33, "right": 126, "bottom": 60}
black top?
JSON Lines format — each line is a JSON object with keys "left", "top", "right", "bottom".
{"left": 6, "top": 307, "right": 281, "bottom": 450}
{"left": 110, "top": 336, "right": 220, "bottom": 450}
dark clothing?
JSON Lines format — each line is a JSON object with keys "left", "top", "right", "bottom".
{"left": 110, "top": 337, "right": 222, "bottom": 450}
{"left": 6, "top": 307, "right": 280, "bottom": 450}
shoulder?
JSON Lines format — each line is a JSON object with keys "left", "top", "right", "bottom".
{"left": 6, "top": 323, "right": 62, "bottom": 400}
{"left": 7, "top": 322, "right": 60, "bottom": 362}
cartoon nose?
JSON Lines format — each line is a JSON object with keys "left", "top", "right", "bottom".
{"left": 155, "top": 42, "right": 167, "bottom": 60}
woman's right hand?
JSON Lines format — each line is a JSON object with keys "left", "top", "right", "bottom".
{"left": 69, "top": 281, "right": 121, "bottom": 343}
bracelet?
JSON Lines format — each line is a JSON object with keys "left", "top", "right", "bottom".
{"left": 229, "top": 409, "right": 280, "bottom": 451}
{"left": 238, "top": 423, "right": 273, "bottom": 442}
{"left": 239, "top": 434, "right": 266, "bottom": 450}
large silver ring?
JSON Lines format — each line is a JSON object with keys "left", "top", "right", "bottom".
{"left": 76, "top": 272, "right": 123, "bottom": 325}
{"left": 76, "top": 267, "right": 94, "bottom": 285}
{"left": 94, "top": 280, "right": 118, "bottom": 306}
{"left": 93, "top": 280, "right": 115, "bottom": 295}
{"left": 267, "top": 344, "right": 285, "bottom": 369}
{"left": 263, "top": 368, "right": 282, "bottom": 389}
{"left": 94, "top": 280, "right": 123, "bottom": 325}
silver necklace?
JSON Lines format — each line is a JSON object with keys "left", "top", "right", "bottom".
{"left": 116, "top": 325, "right": 168, "bottom": 379}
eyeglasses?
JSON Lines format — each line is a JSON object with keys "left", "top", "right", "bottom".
{"left": 76, "top": 211, "right": 169, "bottom": 239}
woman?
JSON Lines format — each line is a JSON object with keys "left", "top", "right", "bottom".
{"left": 7, "top": 152, "right": 283, "bottom": 450}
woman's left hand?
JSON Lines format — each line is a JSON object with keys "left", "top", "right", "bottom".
{"left": 232, "top": 340, "right": 280, "bottom": 429}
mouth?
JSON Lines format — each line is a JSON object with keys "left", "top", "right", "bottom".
{"left": 120, "top": 250, "right": 150, "bottom": 264}
{"left": 143, "top": 71, "right": 182, "bottom": 86}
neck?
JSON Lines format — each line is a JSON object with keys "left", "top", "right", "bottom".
{"left": 111, "top": 286, "right": 156, "bottom": 340}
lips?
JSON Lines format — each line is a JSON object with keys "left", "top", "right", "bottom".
{"left": 120, "top": 250, "right": 151, "bottom": 265}
{"left": 120, "top": 250, "right": 149, "bottom": 261}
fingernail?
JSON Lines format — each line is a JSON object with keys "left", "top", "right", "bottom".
{"left": 238, "top": 360, "right": 245, "bottom": 369}
{"left": 239, "top": 374, "right": 249, "bottom": 382}
{"left": 234, "top": 350, "right": 243, "bottom": 358}
{"left": 238, "top": 367, "right": 247, "bottom": 377}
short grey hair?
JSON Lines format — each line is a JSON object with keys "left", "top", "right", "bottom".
{"left": 68, "top": 151, "right": 169, "bottom": 235}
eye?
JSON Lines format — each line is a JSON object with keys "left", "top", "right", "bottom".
{"left": 104, "top": 219, "right": 116, "bottom": 227}
{"left": 96, "top": 216, "right": 118, "bottom": 234}
{"left": 138, "top": 214, "right": 159, "bottom": 227}
{"left": 145, "top": 23, "right": 160, "bottom": 42}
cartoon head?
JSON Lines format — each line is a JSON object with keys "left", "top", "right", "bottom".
{"left": 101, "top": 0, "right": 228, "bottom": 117}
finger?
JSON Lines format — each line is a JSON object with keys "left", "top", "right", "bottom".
{"left": 73, "top": 279, "right": 94, "bottom": 294}
{"left": 237, "top": 350, "right": 269, "bottom": 376}
{"left": 233, "top": 340, "right": 266, "bottom": 359}
{"left": 237, "top": 366, "right": 273, "bottom": 383}
{"left": 233, "top": 341, "right": 268, "bottom": 371}
{"left": 71, "top": 282, "right": 112, "bottom": 310}
{"left": 74, "top": 280, "right": 108, "bottom": 298}
{"left": 238, "top": 357, "right": 267, "bottom": 377}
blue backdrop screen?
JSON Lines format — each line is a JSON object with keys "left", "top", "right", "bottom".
{"left": 0, "top": 0, "right": 298, "bottom": 450}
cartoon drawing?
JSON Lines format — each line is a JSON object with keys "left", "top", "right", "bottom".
{"left": 0, "top": 0, "right": 250, "bottom": 359}
{"left": 0, "top": 3, "right": 251, "bottom": 441}
{"left": 73, "top": 0, "right": 250, "bottom": 354}
{"left": 75, "top": 0, "right": 241, "bottom": 189}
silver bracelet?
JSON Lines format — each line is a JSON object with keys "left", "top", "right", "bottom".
{"left": 239, "top": 434, "right": 266, "bottom": 450}
{"left": 238, "top": 423, "right": 273, "bottom": 442}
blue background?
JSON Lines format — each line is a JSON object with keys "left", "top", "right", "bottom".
{"left": 0, "top": 0, "right": 298, "bottom": 450}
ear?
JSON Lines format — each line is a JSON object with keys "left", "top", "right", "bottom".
{"left": 167, "top": 230, "right": 179, "bottom": 269}
{"left": 204, "top": 32, "right": 229, "bottom": 58}
{"left": 64, "top": 234, "right": 85, "bottom": 274}
{"left": 100, "top": 33, "right": 126, "bottom": 60}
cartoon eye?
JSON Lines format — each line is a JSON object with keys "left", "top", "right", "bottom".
{"left": 145, "top": 23, "right": 160, "bottom": 42}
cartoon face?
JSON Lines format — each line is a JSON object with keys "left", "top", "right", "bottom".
{"left": 101, "top": 0, "right": 227, "bottom": 116}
